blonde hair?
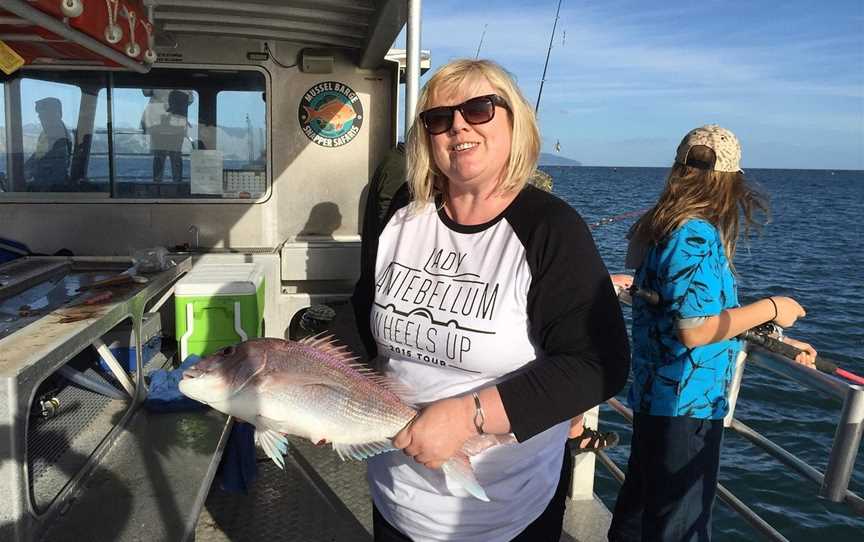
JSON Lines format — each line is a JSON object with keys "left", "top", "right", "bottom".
{"left": 406, "top": 59, "right": 541, "bottom": 205}
{"left": 631, "top": 145, "right": 768, "bottom": 267}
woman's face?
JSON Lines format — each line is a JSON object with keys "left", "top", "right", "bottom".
{"left": 427, "top": 78, "right": 512, "bottom": 193}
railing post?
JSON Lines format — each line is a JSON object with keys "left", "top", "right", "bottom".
{"left": 568, "top": 406, "right": 598, "bottom": 500}
{"left": 820, "top": 385, "right": 864, "bottom": 501}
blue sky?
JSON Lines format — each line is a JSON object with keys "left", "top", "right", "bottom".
{"left": 398, "top": 0, "right": 864, "bottom": 170}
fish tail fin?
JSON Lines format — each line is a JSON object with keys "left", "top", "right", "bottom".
{"left": 441, "top": 454, "right": 489, "bottom": 502}
{"left": 255, "top": 429, "right": 289, "bottom": 469}
{"left": 302, "top": 105, "right": 317, "bottom": 121}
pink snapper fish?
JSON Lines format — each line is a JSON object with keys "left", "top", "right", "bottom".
{"left": 302, "top": 99, "right": 357, "bottom": 131}
{"left": 178, "top": 336, "right": 514, "bottom": 501}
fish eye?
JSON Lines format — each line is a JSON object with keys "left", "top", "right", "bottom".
{"left": 221, "top": 345, "right": 236, "bottom": 356}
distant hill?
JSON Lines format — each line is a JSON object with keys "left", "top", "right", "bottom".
{"left": 538, "top": 152, "right": 581, "bottom": 166}
{"left": 7, "top": 123, "right": 252, "bottom": 160}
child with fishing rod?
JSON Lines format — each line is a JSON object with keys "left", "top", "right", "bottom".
{"left": 606, "top": 125, "right": 818, "bottom": 542}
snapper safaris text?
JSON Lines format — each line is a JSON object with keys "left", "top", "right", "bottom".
{"left": 177, "top": 336, "right": 514, "bottom": 501}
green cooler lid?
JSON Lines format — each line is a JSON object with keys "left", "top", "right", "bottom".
{"left": 175, "top": 263, "right": 264, "bottom": 296}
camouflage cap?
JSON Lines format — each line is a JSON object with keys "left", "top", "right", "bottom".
{"left": 675, "top": 124, "right": 742, "bottom": 173}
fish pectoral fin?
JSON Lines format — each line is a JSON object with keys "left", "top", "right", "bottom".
{"left": 332, "top": 440, "right": 395, "bottom": 461}
{"left": 255, "top": 429, "right": 290, "bottom": 469}
{"left": 441, "top": 454, "right": 489, "bottom": 502}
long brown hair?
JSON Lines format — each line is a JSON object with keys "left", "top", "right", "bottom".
{"left": 631, "top": 145, "right": 768, "bottom": 267}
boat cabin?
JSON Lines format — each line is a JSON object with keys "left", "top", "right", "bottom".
{"left": 0, "top": 1, "right": 427, "bottom": 540}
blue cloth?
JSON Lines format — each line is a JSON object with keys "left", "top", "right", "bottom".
{"left": 0, "top": 237, "right": 30, "bottom": 264}
{"left": 143, "top": 355, "right": 208, "bottom": 412}
{"left": 215, "top": 422, "right": 258, "bottom": 494}
{"left": 608, "top": 413, "right": 725, "bottom": 542}
{"left": 628, "top": 219, "right": 742, "bottom": 419}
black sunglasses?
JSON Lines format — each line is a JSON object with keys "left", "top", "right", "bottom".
{"left": 419, "top": 94, "right": 510, "bottom": 135}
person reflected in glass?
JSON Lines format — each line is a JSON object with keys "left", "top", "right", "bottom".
{"left": 24, "top": 97, "right": 71, "bottom": 191}
{"left": 141, "top": 89, "right": 193, "bottom": 183}
{"left": 352, "top": 59, "right": 630, "bottom": 542}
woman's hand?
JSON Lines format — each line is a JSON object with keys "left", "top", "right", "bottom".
{"left": 770, "top": 296, "right": 806, "bottom": 328}
{"left": 393, "top": 395, "right": 476, "bottom": 470}
{"left": 783, "top": 336, "right": 817, "bottom": 368}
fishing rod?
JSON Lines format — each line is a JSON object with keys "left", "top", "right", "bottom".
{"left": 741, "top": 326, "right": 864, "bottom": 386}
{"left": 475, "top": 24, "right": 488, "bottom": 59}
{"left": 535, "top": 0, "right": 563, "bottom": 114}
{"left": 620, "top": 286, "right": 864, "bottom": 386}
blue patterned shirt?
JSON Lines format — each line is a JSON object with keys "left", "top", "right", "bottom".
{"left": 628, "top": 219, "right": 742, "bottom": 419}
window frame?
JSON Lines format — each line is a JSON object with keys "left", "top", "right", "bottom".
{"left": 0, "top": 64, "right": 272, "bottom": 204}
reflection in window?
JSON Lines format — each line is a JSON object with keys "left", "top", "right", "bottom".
{"left": 101, "top": 88, "right": 199, "bottom": 195}
{"left": 1, "top": 68, "right": 266, "bottom": 200}
{"left": 21, "top": 79, "right": 85, "bottom": 193}
{"left": 217, "top": 90, "right": 267, "bottom": 198}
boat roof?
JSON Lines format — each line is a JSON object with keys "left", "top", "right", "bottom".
{"left": 150, "top": 0, "right": 407, "bottom": 69}
{"left": 0, "top": 0, "right": 408, "bottom": 71}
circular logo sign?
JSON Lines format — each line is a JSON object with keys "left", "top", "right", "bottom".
{"left": 299, "top": 81, "right": 364, "bottom": 147}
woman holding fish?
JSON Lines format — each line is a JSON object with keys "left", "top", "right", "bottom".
{"left": 353, "top": 59, "right": 631, "bottom": 541}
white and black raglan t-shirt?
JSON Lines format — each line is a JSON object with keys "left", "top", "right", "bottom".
{"left": 353, "top": 184, "right": 630, "bottom": 542}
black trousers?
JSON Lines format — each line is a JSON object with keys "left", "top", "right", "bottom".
{"left": 607, "top": 413, "right": 724, "bottom": 542}
{"left": 373, "top": 446, "right": 572, "bottom": 542}
{"left": 153, "top": 149, "right": 182, "bottom": 182}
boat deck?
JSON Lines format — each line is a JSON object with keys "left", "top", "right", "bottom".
{"left": 195, "top": 437, "right": 612, "bottom": 542}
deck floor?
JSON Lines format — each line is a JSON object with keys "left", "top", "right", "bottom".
{"left": 195, "top": 437, "right": 611, "bottom": 542}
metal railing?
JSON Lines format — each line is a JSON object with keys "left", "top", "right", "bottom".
{"left": 745, "top": 346, "right": 864, "bottom": 506}
{"left": 598, "top": 343, "right": 864, "bottom": 541}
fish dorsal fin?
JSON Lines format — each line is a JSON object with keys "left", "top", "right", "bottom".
{"left": 332, "top": 440, "right": 396, "bottom": 461}
{"left": 344, "top": 361, "right": 415, "bottom": 403}
{"left": 255, "top": 429, "right": 290, "bottom": 469}
{"left": 298, "top": 335, "right": 414, "bottom": 402}
{"left": 361, "top": 374, "right": 415, "bottom": 403}
{"left": 298, "top": 334, "right": 358, "bottom": 365}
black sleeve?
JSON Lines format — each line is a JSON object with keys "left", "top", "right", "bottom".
{"left": 352, "top": 183, "right": 411, "bottom": 360}
{"left": 497, "top": 188, "right": 630, "bottom": 441}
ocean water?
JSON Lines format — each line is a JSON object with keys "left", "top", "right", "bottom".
{"left": 549, "top": 166, "right": 864, "bottom": 540}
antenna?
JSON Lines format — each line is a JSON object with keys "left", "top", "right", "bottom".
{"left": 535, "top": 0, "right": 563, "bottom": 114}
{"left": 475, "top": 24, "right": 488, "bottom": 59}
{"left": 246, "top": 114, "right": 254, "bottom": 163}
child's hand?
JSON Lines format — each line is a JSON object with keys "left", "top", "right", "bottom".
{"left": 771, "top": 296, "right": 806, "bottom": 328}
{"left": 783, "top": 336, "right": 817, "bottom": 368}
{"left": 610, "top": 274, "right": 634, "bottom": 294}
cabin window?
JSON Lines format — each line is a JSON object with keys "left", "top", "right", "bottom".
{"left": 0, "top": 68, "right": 267, "bottom": 201}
